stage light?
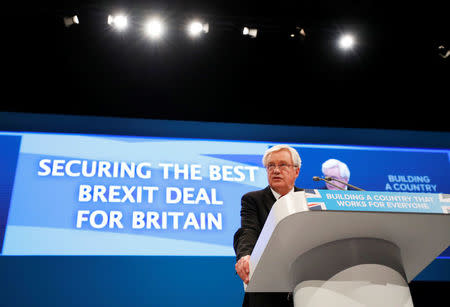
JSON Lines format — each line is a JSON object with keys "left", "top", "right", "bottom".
{"left": 438, "top": 45, "right": 449, "bottom": 59}
{"left": 188, "top": 20, "right": 209, "bottom": 37}
{"left": 144, "top": 18, "right": 164, "bottom": 39}
{"left": 63, "top": 15, "right": 79, "bottom": 27}
{"left": 108, "top": 14, "right": 128, "bottom": 31}
{"left": 289, "top": 27, "right": 306, "bottom": 40}
{"left": 243, "top": 27, "right": 257, "bottom": 38}
{"left": 298, "top": 28, "right": 306, "bottom": 38}
{"left": 338, "top": 34, "right": 355, "bottom": 50}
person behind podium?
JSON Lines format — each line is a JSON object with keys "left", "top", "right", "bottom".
{"left": 321, "top": 158, "right": 350, "bottom": 190}
{"left": 233, "top": 144, "right": 303, "bottom": 307}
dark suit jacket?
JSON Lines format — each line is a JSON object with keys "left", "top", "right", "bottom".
{"left": 233, "top": 185, "right": 303, "bottom": 261}
{"left": 233, "top": 186, "right": 303, "bottom": 307}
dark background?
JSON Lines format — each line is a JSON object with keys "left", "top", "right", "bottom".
{"left": 2, "top": 1, "right": 449, "bottom": 306}
{"left": 6, "top": 0, "right": 449, "bottom": 132}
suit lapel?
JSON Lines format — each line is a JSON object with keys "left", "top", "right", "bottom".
{"left": 263, "top": 186, "right": 277, "bottom": 213}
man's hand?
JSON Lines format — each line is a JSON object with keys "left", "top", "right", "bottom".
{"left": 235, "top": 255, "right": 251, "bottom": 284}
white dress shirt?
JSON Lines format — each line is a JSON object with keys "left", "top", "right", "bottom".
{"left": 270, "top": 187, "right": 295, "bottom": 200}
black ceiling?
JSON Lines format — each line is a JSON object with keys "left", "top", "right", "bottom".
{"left": 6, "top": 1, "right": 449, "bottom": 132}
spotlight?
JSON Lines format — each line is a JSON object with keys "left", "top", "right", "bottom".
{"left": 108, "top": 14, "right": 128, "bottom": 31}
{"left": 299, "top": 28, "right": 306, "bottom": 37}
{"left": 144, "top": 18, "right": 164, "bottom": 39}
{"left": 188, "top": 20, "right": 209, "bottom": 37}
{"left": 243, "top": 27, "right": 257, "bottom": 38}
{"left": 438, "top": 45, "right": 449, "bottom": 59}
{"left": 289, "top": 27, "right": 306, "bottom": 40}
{"left": 63, "top": 15, "right": 79, "bottom": 27}
{"left": 338, "top": 34, "right": 355, "bottom": 50}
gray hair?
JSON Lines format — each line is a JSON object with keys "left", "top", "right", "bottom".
{"left": 262, "top": 145, "right": 302, "bottom": 169}
{"left": 321, "top": 159, "right": 350, "bottom": 179}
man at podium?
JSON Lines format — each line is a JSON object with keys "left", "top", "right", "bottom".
{"left": 233, "top": 145, "right": 303, "bottom": 307}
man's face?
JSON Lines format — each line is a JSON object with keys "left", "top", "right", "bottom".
{"left": 266, "top": 149, "right": 300, "bottom": 195}
{"left": 323, "top": 166, "right": 348, "bottom": 190}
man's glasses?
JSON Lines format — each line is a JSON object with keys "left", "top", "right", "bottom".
{"left": 266, "top": 163, "right": 296, "bottom": 172}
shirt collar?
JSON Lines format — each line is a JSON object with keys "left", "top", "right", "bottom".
{"left": 270, "top": 187, "right": 295, "bottom": 200}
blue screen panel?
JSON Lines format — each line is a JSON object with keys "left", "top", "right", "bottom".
{"left": 0, "top": 135, "right": 21, "bottom": 253}
{"left": 1, "top": 131, "right": 448, "bottom": 262}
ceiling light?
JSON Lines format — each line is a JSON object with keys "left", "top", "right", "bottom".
{"left": 144, "top": 18, "right": 164, "bottom": 39}
{"left": 338, "top": 34, "right": 355, "bottom": 50}
{"left": 188, "top": 20, "right": 209, "bottom": 37}
{"left": 63, "top": 15, "right": 79, "bottom": 27}
{"left": 108, "top": 14, "right": 128, "bottom": 31}
{"left": 243, "top": 27, "right": 257, "bottom": 38}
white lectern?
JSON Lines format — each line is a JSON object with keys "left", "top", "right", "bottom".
{"left": 245, "top": 190, "right": 450, "bottom": 307}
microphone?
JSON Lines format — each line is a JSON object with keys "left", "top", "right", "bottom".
{"left": 324, "top": 176, "right": 365, "bottom": 191}
{"left": 312, "top": 176, "right": 346, "bottom": 190}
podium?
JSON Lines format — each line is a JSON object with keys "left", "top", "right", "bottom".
{"left": 245, "top": 190, "right": 450, "bottom": 306}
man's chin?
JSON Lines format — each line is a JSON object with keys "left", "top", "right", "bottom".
{"left": 271, "top": 183, "right": 286, "bottom": 191}
{"left": 270, "top": 182, "right": 283, "bottom": 188}
{"left": 271, "top": 177, "right": 283, "bottom": 183}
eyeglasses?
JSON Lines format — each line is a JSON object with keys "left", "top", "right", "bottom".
{"left": 266, "top": 163, "right": 296, "bottom": 172}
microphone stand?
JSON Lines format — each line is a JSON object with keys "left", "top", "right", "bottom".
{"left": 312, "top": 176, "right": 346, "bottom": 190}
{"left": 324, "top": 176, "right": 365, "bottom": 191}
